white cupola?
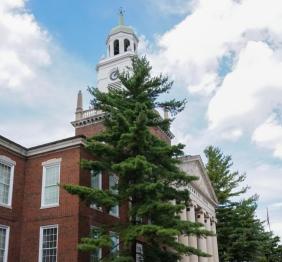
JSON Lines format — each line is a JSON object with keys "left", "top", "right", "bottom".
{"left": 96, "top": 10, "right": 139, "bottom": 91}
{"left": 106, "top": 10, "right": 138, "bottom": 57}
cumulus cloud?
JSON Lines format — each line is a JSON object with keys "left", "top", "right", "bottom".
{"left": 145, "top": 0, "right": 282, "bottom": 158}
{"left": 208, "top": 41, "right": 282, "bottom": 129}
{"left": 252, "top": 113, "right": 282, "bottom": 158}
{"left": 0, "top": 0, "right": 94, "bottom": 146}
{"left": 145, "top": 0, "right": 282, "bottom": 238}
{"left": 0, "top": 0, "right": 51, "bottom": 90}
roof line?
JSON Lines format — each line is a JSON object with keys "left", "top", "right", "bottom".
{"left": 0, "top": 134, "right": 86, "bottom": 156}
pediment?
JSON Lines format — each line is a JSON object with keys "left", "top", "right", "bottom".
{"left": 179, "top": 155, "right": 218, "bottom": 205}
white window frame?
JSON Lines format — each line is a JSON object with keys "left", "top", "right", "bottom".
{"left": 90, "top": 226, "right": 102, "bottom": 262}
{"left": 38, "top": 224, "right": 58, "bottom": 262}
{"left": 90, "top": 170, "right": 102, "bottom": 210}
{"left": 0, "top": 155, "right": 15, "bottom": 208}
{"left": 0, "top": 225, "right": 10, "bottom": 262}
{"left": 41, "top": 158, "right": 61, "bottom": 209}
{"left": 109, "top": 174, "right": 119, "bottom": 217}
{"left": 109, "top": 231, "right": 119, "bottom": 254}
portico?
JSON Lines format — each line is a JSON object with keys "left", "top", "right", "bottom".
{"left": 179, "top": 156, "right": 219, "bottom": 262}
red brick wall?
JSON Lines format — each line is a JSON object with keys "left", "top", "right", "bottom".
{"left": 0, "top": 146, "right": 26, "bottom": 262}
{"left": 75, "top": 121, "right": 171, "bottom": 144}
{"left": 19, "top": 146, "right": 81, "bottom": 262}
{"left": 77, "top": 147, "right": 129, "bottom": 261}
{"left": 75, "top": 122, "right": 105, "bottom": 138}
{"left": 150, "top": 126, "right": 171, "bottom": 144}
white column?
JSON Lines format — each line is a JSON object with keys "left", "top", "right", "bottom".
{"left": 196, "top": 210, "right": 207, "bottom": 262}
{"left": 120, "top": 38, "right": 125, "bottom": 54}
{"left": 205, "top": 216, "right": 213, "bottom": 262}
{"left": 187, "top": 204, "right": 198, "bottom": 262}
{"left": 211, "top": 220, "right": 219, "bottom": 262}
{"left": 180, "top": 208, "right": 190, "bottom": 262}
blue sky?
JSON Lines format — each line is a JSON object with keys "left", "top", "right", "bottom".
{"left": 1, "top": 0, "right": 282, "bottom": 239}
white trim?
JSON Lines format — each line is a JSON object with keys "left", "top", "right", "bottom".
{"left": 0, "top": 225, "right": 10, "bottom": 262}
{"left": 41, "top": 160, "right": 61, "bottom": 209}
{"left": 28, "top": 137, "right": 85, "bottom": 157}
{"left": 0, "top": 137, "right": 85, "bottom": 157}
{"left": 0, "top": 156, "right": 16, "bottom": 166}
{"left": 109, "top": 231, "right": 119, "bottom": 253}
{"left": 42, "top": 158, "right": 62, "bottom": 166}
{"left": 109, "top": 205, "right": 119, "bottom": 218}
{"left": 0, "top": 156, "right": 15, "bottom": 208}
{"left": 90, "top": 226, "right": 102, "bottom": 261}
{"left": 109, "top": 174, "right": 119, "bottom": 218}
{"left": 0, "top": 138, "right": 27, "bottom": 156}
{"left": 38, "top": 224, "right": 58, "bottom": 262}
{"left": 90, "top": 170, "right": 103, "bottom": 210}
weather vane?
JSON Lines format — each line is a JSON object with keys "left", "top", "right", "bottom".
{"left": 118, "top": 7, "right": 125, "bottom": 25}
{"left": 119, "top": 7, "right": 125, "bottom": 16}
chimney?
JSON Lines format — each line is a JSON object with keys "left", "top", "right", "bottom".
{"left": 75, "top": 90, "right": 83, "bottom": 120}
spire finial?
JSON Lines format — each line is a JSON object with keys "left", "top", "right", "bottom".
{"left": 119, "top": 7, "right": 125, "bottom": 25}
{"left": 75, "top": 90, "right": 83, "bottom": 120}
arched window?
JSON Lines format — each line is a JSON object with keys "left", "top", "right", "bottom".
{"left": 134, "top": 43, "right": 136, "bottom": 52}
{"left": 114, "top": 40, "right": 119, "bottom": 55}
{"left": 124, "top": 39, "right": 130, "bottom": 52}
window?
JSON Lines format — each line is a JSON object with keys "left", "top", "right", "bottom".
{"left": 124, "top": 39, "right": 130, "bottom": 52}
{"left": 0, "top": 156, "right": 15, "bottom": 208}
{"left": 41, "top": 159, "right": 61, "bottom": 208}
{"left": 90, "top": 227, "right": 102, "bottom": 262}
{"left": 90, "top": 170, "right": 102, "bottom": 209}
{"left": 109, "top": 174, "right": 119, "bottom": 217}
{"left": 110, "top": 232, "right": 119, "bottom": 254}
{"left": 136, "top": 243, "right": 144, "bottom": 262}
{"left": 114, "top": 40, "right": 119, "bottom": 55}
{"left": 39, "top": 225, "right": 58, "bottom": 262}
{"left": 0, "top": 225, "right": 9, "bottom": 262}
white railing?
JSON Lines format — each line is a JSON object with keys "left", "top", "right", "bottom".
{"left": 82, "top": 108, "right": 104, "bottom": 118}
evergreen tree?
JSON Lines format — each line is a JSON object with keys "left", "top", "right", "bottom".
{"left": 204, "top": 146, "right": 247, "bottom": 204}
{"left": 205, "top": 146, "right": 282, "bottom": 262}
{"left": 64, "top": 56, "right": 212, "bottom": 262}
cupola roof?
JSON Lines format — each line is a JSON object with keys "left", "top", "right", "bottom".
{"left": 107, "top": 9, "right": 138, "bottom": 42}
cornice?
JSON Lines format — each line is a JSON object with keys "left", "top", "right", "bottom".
{"left": 179, "top": 155, "right": 219, "bottom": 205}
{"left": 0, "top": 135, "right": 86, "bottom": 157}
{"left": 96, "top": 52, "right": 136, "bottom": 71}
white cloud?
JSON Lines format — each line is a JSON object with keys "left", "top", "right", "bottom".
{"left": 0, "top": 0, "right": 94, "bottom": 146}
{"left": 146, "top": 0, "right": 198, "bottom": 15}
{"left": 146, "top": 0, "right": 282, "bottom": 239}
{"left": 146, "top": 0, "right": 282, "bottom": 93}
{"left": 145, "top": 0, "right": 282, "bottom": 159}
{"left": 208, "top": 41, "right": 282, "bottom": 129}
{"left": 0, "top": 0, "right": 51, "bottom": 90}
{"left": 252, "top": 114, "right": 282, "bottom": 159}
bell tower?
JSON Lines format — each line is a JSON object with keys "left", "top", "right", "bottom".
{"left": 71, "top": 12, "right": 173, "bottom": 143}
{"left": 96, "top": 9, "right": 139, "bottom": 91}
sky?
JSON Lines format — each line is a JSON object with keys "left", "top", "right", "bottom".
{"left": 0, "top": 0, "right": 282, "bottom": 239}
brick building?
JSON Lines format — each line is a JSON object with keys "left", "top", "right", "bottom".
{"left": 0, "top": 13, "right": 219, "bottom": 262}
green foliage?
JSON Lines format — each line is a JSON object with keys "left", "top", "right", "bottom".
{"left": 204, "top": 146, "right": 247, "bottom": 204}
{"left": 64, "top": 56, "right": 211, "bottom": 261}
{"left": 205, "top": 146, "right": 282, "bottom": 262}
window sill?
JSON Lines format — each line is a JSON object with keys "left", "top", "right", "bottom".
{"left": 0, "top": 203, "right": 12, "bottom": 209}
{"left": 109, "top": 213, "right": 120, "bottom": 218}
{"left": 90, "top": 206, "right": 103, "bottom": 212}
{"left": 40, "top": 204, "right": 59, "bottom": 209}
